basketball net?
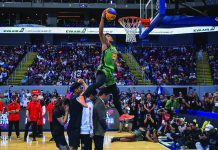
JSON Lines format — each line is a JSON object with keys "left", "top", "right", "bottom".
{"left": 118, "top": 17, "right": 141, "bottom": 43}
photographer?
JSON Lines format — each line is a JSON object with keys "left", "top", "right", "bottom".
{"left": 144, "top": 113, "right": 156, "bottom": 129}
{"left": 188, "top": 92, "right": 202, "bottom": 110}
{"left": 196, "top": 125, "right": 210, "bottom": 150}
{"left": 177, "top": 97, "right": 190, "bottom": 114}
{"left": 204, "top": 124, "right": 218, "bottom": 150}
{"left": 178, "top": 121, "right": 201, "bottom": 149}
{"left": 165, "top": 116, "right": 180, "bottom": 141}
{"left": 157, "top": 110, "right": 171, "bottom": 135}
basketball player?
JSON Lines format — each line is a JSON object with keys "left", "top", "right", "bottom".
{"left": 77, "top": 9, "right": 134, "bottom": 120}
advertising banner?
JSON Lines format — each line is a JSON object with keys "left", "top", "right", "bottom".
{"left": 0, "top": 26, "right": 217, "bottom": 35}
{"left": 0, "top": 108, "right": 119, "bottom": 131}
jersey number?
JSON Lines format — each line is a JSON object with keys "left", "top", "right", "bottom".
{"left": 112, "top": 53, "right": 117, "bottom": 61}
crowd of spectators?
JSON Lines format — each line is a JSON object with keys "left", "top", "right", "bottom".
{"left": 0, "top": 46, "right": 26, "bottom": 85}
{"left": 0, "top": 87, "right": 217, "bottom": 149}
{"left": 133, "top": 46, "right": 197, "bottom": 85}
{"left": 116, "top": 89, "right": 218, "bottom": 149}
{"left": 21, "top": 44, "right": 137, "bottom": 85}
{"left": 207, "top": 45, "right": 218, "bottom": 84}
{"left": 63, "top": 18, "right": 117, "bottom": 27}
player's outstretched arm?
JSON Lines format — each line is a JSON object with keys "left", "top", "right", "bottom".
{"left": 99, "top": 9, "right": 109, "bottom": 49}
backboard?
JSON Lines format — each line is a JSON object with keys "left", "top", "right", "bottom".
{"left": 139, "top": 0, "right": 166, "bottom": 39}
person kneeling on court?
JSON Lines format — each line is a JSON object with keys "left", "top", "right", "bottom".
{"left": 111, "top": 127, "right": 158, "bottom": 143}
{"left": 52, "top": 98, "right": 69, "bottom": 150}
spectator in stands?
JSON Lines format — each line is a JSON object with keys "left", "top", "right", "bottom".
{"left": 188, "top": 122, "right": 201, "bottom": 148}
{"left": 206, "top": 124, "right": 218, "bottom": 150}
{"left": 177, "top": 98, "right": 190, "bottom": 114}
{"left": 156, "top": 95, "right": 166, "bottom": 110}
{"left": 188, "top": 92, "right": 202, "bottom": 110}
{"left": 206, "top": 45, "right": 218, "bottom": 84}
{"left": 133, "top": 46, "right": 196, "bottom": 85}
{"left": 24, "top": 44, "right": 135, "bottom": 86}
{"left": 144, "top": 93, "right": 156, "bottom": 118}
{"left": 1, "top": 95, "right": 10, "bottom": 107}
{"left": 156, "top": 84, "right": 164, "bottom": 95}
{"left": 203, "top": 93, "right": 214, "bottom": 112}
{"left": 165, "top": 95, "right": 177, "bottom": 115}
{"left": 213, "top": 90, "right": 218, "bottom": 113}
{"left": 195, "top": 124, "right": 211, "bottom": 150}
{"left": 0, "top": 98, "right": 4, "bottom": 139}
{"left": 0, "top": 46, "right": 26, "bottom": 84}
{"left": 7, "top": 96, "right": 20, "bottom": 139}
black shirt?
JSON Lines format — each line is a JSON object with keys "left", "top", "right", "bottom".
{"left": 67, "top": 95, "right": 83, "bottom": 130}
{"left": 144, "top": 100, "right": 155, "bottom": 114}
{"left": 144, "top": 119, "right": 156, "bottom": 129}
{"left": 52, "top": 107, "right": 65, "bottom": 136}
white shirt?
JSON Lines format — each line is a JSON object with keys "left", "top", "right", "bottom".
{"left": 80, "top": 98, "right": 94, "bottom": 135}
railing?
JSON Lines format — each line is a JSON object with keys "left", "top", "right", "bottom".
{"left": 202, "top": 52, "right": 205, "bottom": 85}
{"left": 6, "top": 52, "right": 29, "bottom": 84}
{"left": 123, "top": 47, "right": 145, "bottom": 83}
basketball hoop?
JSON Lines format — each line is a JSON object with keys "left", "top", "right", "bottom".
{"left": 118, "top": 16, "right": 150, "bottom": 43}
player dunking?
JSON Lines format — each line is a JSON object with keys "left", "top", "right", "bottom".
{"left": 77, "top": 9, "right": 134, "bottom": 119}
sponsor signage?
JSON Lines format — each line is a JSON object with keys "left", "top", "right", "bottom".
{"left": 0, "top": 26, "right": 217, "bottom": 34}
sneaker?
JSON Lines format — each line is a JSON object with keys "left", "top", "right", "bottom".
{"left": 111, "top": 137, "right": 119, "bottom": 143}
{"left": 119, "top": 114, "right": 135, "bottom": 121}
{"left": 32, "top": 138, "right": 37, "bottom": 141}
{"left": 17, "top": 136, "right": 20, "bottom": 140}
{"left": 124, "top": 114, "right": 135, "bottom": 120}
{"left": 76, "top": 96, "right": 88, "bottom": 107}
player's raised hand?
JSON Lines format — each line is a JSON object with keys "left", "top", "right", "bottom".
{"left": 101, "top": 9, "right": 107, "bottom": 18}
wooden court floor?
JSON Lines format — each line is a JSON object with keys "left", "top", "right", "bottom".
{"left": 0, "top": 132, "right": 167, "bottom": 150}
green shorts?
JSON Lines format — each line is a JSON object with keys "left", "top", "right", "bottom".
{"left": 133, "top": 130, "right": 144, "bottom": 141}
{"left": 98, "top": 68, "right": 115, "bottom": 86}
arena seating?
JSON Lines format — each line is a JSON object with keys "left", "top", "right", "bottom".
{"left": 207, "top": 45, "right": 218, "bottom": 84}
{"left": 132, "top": 46, "right": 197, "bottom": 85}
{"left": 0, "top": 46, "right": 26, "bottom": 85}
{"left": 23, "top": 44, "right": 136, "bottom": 85}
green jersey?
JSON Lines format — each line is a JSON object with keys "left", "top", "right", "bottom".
{"left": 98, "top": 44, "right": 117, "bottom": 73}
{"left": 97, "top": 44, "right": 117, "bottom": 86}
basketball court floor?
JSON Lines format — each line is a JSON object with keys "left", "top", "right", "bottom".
{"left": 0, "top": 132, "right": 167, "bottom": 150}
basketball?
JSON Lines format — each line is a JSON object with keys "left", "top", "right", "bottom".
{"left": 105, "top": 8, "right": 117, "bottom": 21}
